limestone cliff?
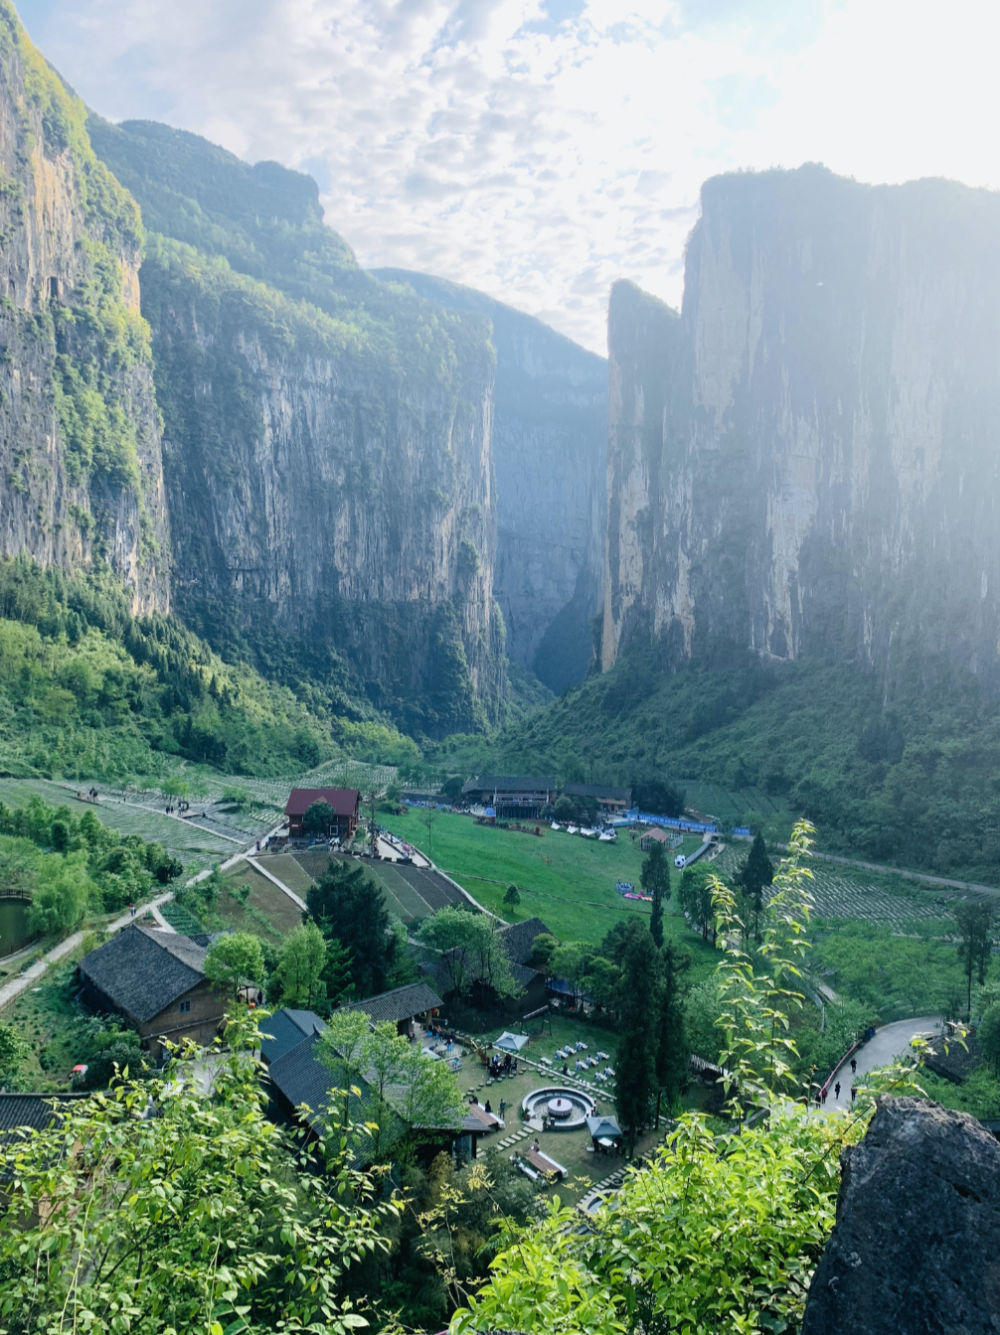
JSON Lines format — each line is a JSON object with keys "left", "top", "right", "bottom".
{"left": 90, "top": 120, "right": 504, "bottom": 734}
{"left": 0, "top": 4, "right": 168, "bottom": 611}
{"left": 375, "top": 270, "right": 608, "bottom": 692}
{"left": 603, "top": 166, "right": 1000, "bottom": 686}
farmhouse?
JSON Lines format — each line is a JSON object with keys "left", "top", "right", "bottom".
{"left": 339, "top": 980, "right": 443, "bottom": 1037}
{"left": 284, "top": 787, "right": 360, "bottom": 840}
{"left": 461, "top": 775, "right": 556, "bottom": 819}
{"left": 77, "top": 925, "right": 226, "bottom": 1062}
{"left": 561, "top": 782, "right": 632, "bottom": 815}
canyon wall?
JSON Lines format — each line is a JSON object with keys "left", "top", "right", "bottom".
{"left": 604, "top": 166, "right": 1000, "bottom": 686}
{"left": 0, "top": 3, "right": 168, "bottom": 612}
{"left": 375, "top": 270, "right": 608, "bottom": 693}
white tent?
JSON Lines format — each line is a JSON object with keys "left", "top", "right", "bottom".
{"left": 493, "top": 1031, "right": 530, "bottom": 1053}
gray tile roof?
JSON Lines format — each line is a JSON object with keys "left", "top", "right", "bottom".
{"left": 499, "top": 917, "right": 552, "bottom": 966}
{"left": 259, "top": 1009, "right": 325, "bottom": 1065}
{"left": 338, "top": 982, "right": 443, "bottom": 1026}
{"left": 78, "top": 925, "right": 207, "bottom": 1023}
{"left": 0, "top": 1092, "right": 89, "bottom": 1136}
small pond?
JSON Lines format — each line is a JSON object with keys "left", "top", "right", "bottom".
{"left": 0, "top": 899, "right": 35, "bottom": 958}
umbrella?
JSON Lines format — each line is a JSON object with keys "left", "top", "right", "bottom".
{"left": 493, "top": 1032, "right": 529, "bottom": 1053}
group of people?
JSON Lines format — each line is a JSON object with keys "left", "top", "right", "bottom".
{"left": 815, "top": 1055, "right": 861, "bottom": 1107}
{"left": 488, "top": 1052, "right": 516, "bottom": 1078}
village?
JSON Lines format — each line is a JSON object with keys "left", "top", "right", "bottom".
{"left": 0, "top": 772, "right": 727, "bottom": 1208}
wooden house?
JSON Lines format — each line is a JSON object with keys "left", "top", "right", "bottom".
{"left": 77, "top": 925, "right": 226, "bottom": 1063}
{"left": 284, "top": 787, "right": 360, "bottom": 840}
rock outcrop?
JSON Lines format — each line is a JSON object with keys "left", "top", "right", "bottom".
{"left": 802, "top": 1097, "right": 1000, "bottom": 1334}
{"left": 90, "top": 119, "right": 505, "bottom": 734}
{"left": 0, "top": 4, "right": 168, "bottom": 612}
{"left": 603, "top": 167, "right": 1000, "bottom": 687}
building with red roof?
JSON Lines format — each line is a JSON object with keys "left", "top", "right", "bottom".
{"left": 284, "top": 787, "right": 360, "bottom": 840}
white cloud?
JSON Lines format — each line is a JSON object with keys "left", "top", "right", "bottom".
{"left": 14, "top": 0, "right": 1000, "bottom": 353}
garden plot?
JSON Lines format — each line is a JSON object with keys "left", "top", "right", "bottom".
{"left": 257, "top": 854, "right": 316, "bottom": 897}
{"left": 803, "top": 866, "right": 954, "bottom": 926}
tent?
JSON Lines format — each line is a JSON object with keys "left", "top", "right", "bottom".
{"left": 586, "top": 1114, "right": 623, "bottom": 1141}
{"left": 493, "top": 1031, "right": 530, "bottom": 1053}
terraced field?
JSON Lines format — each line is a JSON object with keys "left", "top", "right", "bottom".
{"left": 255, "top": 850, "right": 467, "bottom": 926}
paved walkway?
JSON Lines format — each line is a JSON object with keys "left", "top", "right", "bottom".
{"left": 821, "top": 1015, "right": 943, "bottom": 1112}
{"left": 0, "top": 891, "right": 177, "bottom": 1013}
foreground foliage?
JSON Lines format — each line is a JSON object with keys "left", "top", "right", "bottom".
{"left": 0, "top": 1012, "right": 396, "bottom": 1334}
{"left": 451, "top": 1110, "right": 857, "bottom": 1335}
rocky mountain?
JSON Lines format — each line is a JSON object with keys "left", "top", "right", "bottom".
{"left": 0, "top": 4, "right": 169, "bottom": 613}
{"left": 87, "top": 118, "right": 506, "bottom": 736}
{"left": 603, "top": 166, "right": 1000, "bottom": 688}
{"left": 374, "top": 270, "right": 608, "bottom": 693}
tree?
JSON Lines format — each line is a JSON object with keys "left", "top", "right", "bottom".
{"left": 736, "top": 832, "right": 774, "bottom": 944}
{"left": 503, "top": 883, "right": 521, "bottom": 915}
{"left": 641, "top": 842, "right": 670, "bottom": 946}
{"left": 0, "top": 1021, "right": 28, "bottom": 1086}
{"left": 420, "top": 806, "right": 439, "bottom": 862}
{"left": 204, "top": 930, "right": 266, "bottom": 1000}
{"left": 0, "top": 1012, "right": 395, "bottom": 1335}
{"left": 654, "top": 941, "right": 689, "bottom": 1124}
{"left": 302, "top": 799, "right": 335, "bottom": 837}
{"left": 26, "top": 853, "right": 92, "bottom": 937}
{"left": 417, "top": 906, "right": 520, "bottom": 1001}
{"left": 679, "top": 865, "right": 716, "bottom": 944}
{"left": 271, "top": 921, "right": 327, "bottom": 1009}
{"left": 319, "top": 1015, "right": 463, "bottom": 1158}
{"left": 440, "top": 774, "right": 465, "bottom": 804}
{"left": 307, "top": 860, "right": 397, "bottom": 999}
{"left": 614, "top": 921, "right": 662, "bottom": 1153}
{"left": 955, "top": 900, "right": 995, "bottom": 1019}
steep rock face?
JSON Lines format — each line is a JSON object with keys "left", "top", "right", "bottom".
{"left": 376, "top": 270, "right": 607, "bottom": 692}
{"left": 0, "top": 5, "right": 168, "bottom": 611}
{"left": 90, "top": 121, "right": 504, "bottom": 734}
{"left": 603, "top": 167, "right": 1000, "bottom": 685}
{"left": 802, "top": 1097, "right": 1000, "bottom": 1333}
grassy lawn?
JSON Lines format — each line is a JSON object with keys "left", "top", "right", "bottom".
{"left": 381, "top": 811, "right": 718, "bottom": 975}
{"left": 446, "top": 1008, "right": 682, "bottom": 1203}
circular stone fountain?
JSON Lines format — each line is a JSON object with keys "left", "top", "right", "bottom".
{"left": 521, "top": 1086, "right": 596, "bottom": 1131}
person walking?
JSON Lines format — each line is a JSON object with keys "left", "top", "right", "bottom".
{"left": 834, "top": 1081, "right": 841, "bottom": 1099}
{"left": 850, "top": 1057, "right": 857, "bottom": 1074}
{"left": 850, "top": 1084, "right": 858, "bottom": 1104}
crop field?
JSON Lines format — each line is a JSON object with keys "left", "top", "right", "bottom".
{"left": 217, "top": 862, "right": 305, "bottom": 940}
{"left": 256, "top": 854, "right": 316, "bottom": 896}
{"left": 678, "top": 778, "right": 794, "bottom": 837}
{"left": 0, "top": 778, "right": 236, "bottom": 870}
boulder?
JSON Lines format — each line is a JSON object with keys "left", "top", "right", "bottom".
{"left": 802, "top": 1096, "right": 1000, "bottom": 1334}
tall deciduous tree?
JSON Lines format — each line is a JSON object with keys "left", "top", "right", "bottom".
{"left": 302, "top": 800, "right": 335, "bottom": 836}
{"left": 271, "top": 921, "right": 327, "bottom": 1009}
{"left": 307, "top": 860, "right": 397, "bottom": 1000}
{"left": 204, "top": 930, "right": 266, "bottom": 1000}
{"left": 641, "top": 842, "right": 671, "bottom": 946}
{"left": 417, "top": 906, "right": 520, "bottom": 1001}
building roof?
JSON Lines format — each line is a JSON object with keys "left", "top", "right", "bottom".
{"left": 586, "top": 1114, "right": 623, "bottom": 1139}
{"left": 461, "top": 775, "right": 556, "bottom": 795}
{"left": 260, "top": 1008, "right": 325, "bottom": 1065}
{"left": 339, "top": 981, "right": 443, "bottom": 1026}
{"left": 0, "top": 1092, "right": 89, "bottom": 1136}
{"left": 78, "top": 925, "right": 207, "bottom": 1023}
{"left": 640, "top": 827, "right": 671, "bottom": 844}
{"left": 284, "top": 788, "right": 360, "bottom": 818}
{"left": 499, "top": 917, "right": 552, "bottom": 966}
{"left": 562, "top": 783, "right": 632, "bottom": 803}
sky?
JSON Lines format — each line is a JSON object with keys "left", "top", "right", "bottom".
{"left": 14, "top": 0, "right": 1000, "bottom": 354}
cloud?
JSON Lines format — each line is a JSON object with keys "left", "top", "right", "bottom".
{"left": 15, "top": 0, "right": 1000, "bottom": 354}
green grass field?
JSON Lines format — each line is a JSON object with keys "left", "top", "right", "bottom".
{"left": 380, "top": 811, "right": 718, "bottom": 975}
